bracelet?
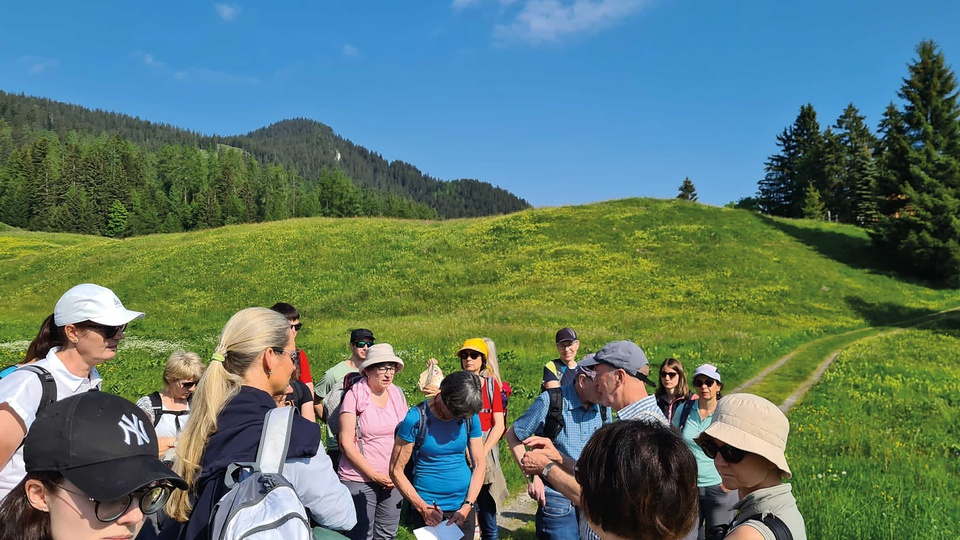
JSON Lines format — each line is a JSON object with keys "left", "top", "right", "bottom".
{"left": 462, "top": 500, "right": 475, "bottom": 508}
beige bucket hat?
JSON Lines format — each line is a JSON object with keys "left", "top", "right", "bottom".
{"left": 359, "top": 343, "right": 405, "bottom": 372}
{"left": 699, "top": 393, "right": 792, "bottom": 479}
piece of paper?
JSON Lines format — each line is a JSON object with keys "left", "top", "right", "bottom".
{"left": 412, "top": 522, "right": 464, "bottom": 540}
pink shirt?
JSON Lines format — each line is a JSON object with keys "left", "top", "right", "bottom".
{"left": 337, "top": 378, "right": 408, "bottom": 483}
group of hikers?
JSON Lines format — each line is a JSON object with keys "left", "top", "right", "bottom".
{"left": 0, "top": 283, "right": 807, "bottom": 540}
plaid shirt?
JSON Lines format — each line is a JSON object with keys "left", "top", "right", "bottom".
{"left": 579, "top": 395, "right": 667, "bottom": 540}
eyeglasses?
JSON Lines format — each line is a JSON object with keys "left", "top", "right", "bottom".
{"left": 58, "top": 483, "right": 171, "bottom": 523}
{"left": 459, "top": 351, "right": 482, "bottom": 360}
{"left": 660, "top": 371, "right": 678, "bottom": 379}
{"left": 697, "top": 438, "right": 747, "bottom": 464}
{"left": 556, "top": 341, "right": 577, "bottom": 349}
{"left": 290, "top": 323, "right": 303, "bottom": 332}
{"left": 271, "top": 348, "right": 299, "bottom": 363}
{"left": 180, "top": 381, "right": 197, "bottom": 390}
{"left": 354, "top": 341, "right": 374, "bottom": 349}
{"left": 81, "top": 323, "right": 126, "bottom": 339}
{"left": 693, "top": 378, "right": 716, "bottom": 388}
{"left": 374, "top": 364, "right": 398, "bottom": 374}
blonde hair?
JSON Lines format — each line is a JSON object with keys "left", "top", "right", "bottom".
{"left": 481, "top": 337, "right": 502, "bottom": 383}
{"left": 166, "top": 307, "right": 290, "bottom": 521}
{"left": 162, "top": 350, "right": 206, "bottom": 389}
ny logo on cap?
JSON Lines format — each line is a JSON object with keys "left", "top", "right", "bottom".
{"left": 118, "top": 414, "right": 150, "bottom": 446}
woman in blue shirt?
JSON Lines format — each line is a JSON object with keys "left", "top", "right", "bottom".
{"left": 672, "top": 364, "right": 739, "bottom": 540}
{"left": 390, "top": 371, "right": 486, "bottom": 538}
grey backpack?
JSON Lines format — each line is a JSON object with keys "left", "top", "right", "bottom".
{"left": 209, "top": 407, "right": 311, "bottom": 540}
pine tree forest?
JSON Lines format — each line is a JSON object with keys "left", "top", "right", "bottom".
{"left": 752, "top": 40, "right": 960, "bottom": 281}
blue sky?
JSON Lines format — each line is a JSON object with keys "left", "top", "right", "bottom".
{"left": 2, "top": 1, "right": 959, "bottom": 208}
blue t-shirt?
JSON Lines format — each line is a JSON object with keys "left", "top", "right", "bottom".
{"left": 397, "top": 403, "right": 482, "bottom": 511}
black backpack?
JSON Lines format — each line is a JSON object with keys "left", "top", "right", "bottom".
{"left": 146, "top": 391, "right": 190, "bottom": 428}
{"left": 713, "top": 514, "right": 793, "bottom": 540}
{"left": 541, "top": 387, "right": 608, "bottom": 440}
{"left": 399, "top": 401, "right": 475, "bottom": 478}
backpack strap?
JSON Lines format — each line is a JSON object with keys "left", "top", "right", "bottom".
{"left": 740, "top": 513, "right": 794, "bottom": 540}
{"left": 20, "top": 365, "right": 57, "bottom": 416}
{"left": 676, "top": 400, "right": 695, "bottom": 433}
{"left": 148, "top": 391, "right": 163, "bottom": 427}
{"left": 599, "top": 405, "right": 608, "bottom": 423}
{"left": 408, "top": 401, "right": 429, "bottom": 477}
{"left": 541, "top": 387, "right": 565, "bottom": 440}
{"left": 481, "top": 376, "right": 495, "bottom": 414}
{"left": 257, "top": 407, "right": 295, "bottom": 475}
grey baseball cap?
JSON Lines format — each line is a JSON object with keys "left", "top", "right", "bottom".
{"left": 587, "top": 340, "right": 655, "bottom": 387}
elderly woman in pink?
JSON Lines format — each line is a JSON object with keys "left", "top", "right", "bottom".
{"left": 338, "top": 343, "right": 409, "bottom": 540}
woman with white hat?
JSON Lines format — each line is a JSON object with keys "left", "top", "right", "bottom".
{"left": 695, "top": 393, "right": 807, "bottom": 540}
{"left": 0, "top": 283, "right": 145, "bottom": 500}
{"left": 673, "top": 364, "right": 738, "bottom": 540}
{"left": 0, "top": 391, "right": 187, "bottom": 540}
{"left": 338, "top": 343, "right": 409, "bottom": 540}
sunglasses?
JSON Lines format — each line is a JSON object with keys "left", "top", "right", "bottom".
{"left": 81, "top": 323, "right": 126, "bottom": 339}
{"left": 290, "top": 323, "right": 303, "bottom": 332}
{"left": 697, "top": 437, "right": 748, "bottom": 464}
{"left": 354, "top": 341, "right": 374, "bottom": 348}
{"left": 660, "top": 371, "right": 678, "bottom": 379}
{"left": 459, "top": 351, "right": 482, "bottom": 360}
{"left": 271, "top": 348, "right": 299, "bottom": 363}
{"left": 58, "top": 483, "right": 171, "bottom": 523}
{"left": 693, "top": 378, "right": 716, "bottom": 388}
{"left": 180, "top": 381, "right": 198, "bottom": 390}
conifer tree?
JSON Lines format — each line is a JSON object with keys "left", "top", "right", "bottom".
{"left": 677, "top": 177, "right": 698, "bottom": 201}
{"left": 105, "top": 199, "right": 129, "bottom": 238}
{"left": 872, "top": 40, "right": 960, "bottom": 280}
{"left": 758, "top": 104, "right": 825, "bottom": 217}
{"left": 801, "top": 182, "right": 826, "bottom": 219}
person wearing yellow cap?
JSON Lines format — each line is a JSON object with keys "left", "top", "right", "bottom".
{"left": 457, "top": 338, "right": 508, "bottom": 540}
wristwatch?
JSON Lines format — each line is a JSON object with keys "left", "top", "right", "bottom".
{"left": 463, "top": 500, "right": 476, "bottom": 508}
{"left": 541, "top": 462, "right": 556, "bottom": 478}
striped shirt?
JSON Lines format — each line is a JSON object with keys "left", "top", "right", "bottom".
{"left": 579, "top": 395, "right": 667, "bottom": 540}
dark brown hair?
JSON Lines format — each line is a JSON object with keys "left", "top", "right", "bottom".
{"left": 0, "top": 472, "right": 62, "bottom": 540}
{"left": 575, "top": 420, "right": 698, "bottom": 540}
{"left": 25, "top": 314, "right": 63, "bottom": 362}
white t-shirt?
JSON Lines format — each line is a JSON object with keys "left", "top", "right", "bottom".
{"left": 135, "top": 394, "right": 190, "bottom": 439}
{"left": 0, "top": 347, "right": 102, "bottom": 498}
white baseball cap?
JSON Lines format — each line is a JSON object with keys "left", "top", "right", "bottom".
{"left": 693, "top": 364, "right": 721, "bottom": 382}
{"left": 53, "top": 284, "right": 145, "bottom": 326}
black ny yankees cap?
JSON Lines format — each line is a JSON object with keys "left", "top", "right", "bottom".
{"left": 24, "top": 392, "right": 187, "bottom": 501}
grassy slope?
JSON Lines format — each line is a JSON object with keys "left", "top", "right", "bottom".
{"left": 3, "top": 198, "right": 959, "bottom": 538}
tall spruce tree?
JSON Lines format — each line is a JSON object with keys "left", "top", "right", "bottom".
{"left": 758, "top": 104, "right": 826, "bottom": 217}
{"left": 872, "top": 40, "right": 960, "bottom": 280}
{"left": 826, "top": 104, "right": 879, "bottom": 224}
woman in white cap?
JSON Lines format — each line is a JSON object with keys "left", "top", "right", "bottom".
{"left": 0, "top": 283, "right": 144, "bottom": 500}
{"left": 337, "top": 343, "right": 409, "bottom": 540}
{"left": 0, "top": 391, "right": 187, "bottom": 540}
{"left": 672, "top": 364, "right": 738, "bottom": 540}
{"left": 695, "top": 393, "right": 806, "bottom": 539}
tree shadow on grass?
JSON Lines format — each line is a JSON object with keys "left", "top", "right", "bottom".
{"left": 760, "top": 215, "right": 955, "bottom": 290}
{"left": 845, "top": 297, "right": 960, "bottom": 342}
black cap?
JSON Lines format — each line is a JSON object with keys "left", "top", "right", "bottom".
{"left": 555, "top": 327, "right": 578, "bottom": 343}
{"left": 24, "top": 392, "right": 187, "bottom": 501}
{"left": 350, "top": 328, "right": 375, "bottom": 343}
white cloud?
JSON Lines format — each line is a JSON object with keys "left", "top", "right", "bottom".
{"left": 20, "top": 55, "right": 58, "bottom": 75}
{"left": 215, "top": 3, "right": 240, "bottom": 22}
{"left": 134, "top": 51, "right": 259, "bottom": 85}
{"left": 342, "top": 44, "right": 360, "bottom": 58}
{"left": 494, "top": 0, "right": 645, "bottom": 45}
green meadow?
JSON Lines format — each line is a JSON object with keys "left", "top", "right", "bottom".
{"left": 1, "top": 197, "right": 958, "bottom": 538}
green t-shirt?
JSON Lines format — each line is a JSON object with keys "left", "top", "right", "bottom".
{"left": 673, "top": 401, "right": 723, "bottom": 487}
{"left": 315, "top": 361, "right": 360, "bottom": 451}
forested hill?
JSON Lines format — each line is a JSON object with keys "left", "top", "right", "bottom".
{"left": 223, "top": 119, "right": 529, "bottom": 218}
{"left": 0, "top": 91, "right": 530, "bottom": 220}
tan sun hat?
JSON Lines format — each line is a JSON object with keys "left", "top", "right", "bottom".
{"left": 359, "top": 343, "right": 405, "bottom": 372}
{"left": 699, "top": 393, "right": 792, "bottom": 479}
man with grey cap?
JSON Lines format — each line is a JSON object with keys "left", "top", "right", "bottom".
{"left": 519, "top": 340, "right": 668, "bottom": 540}
{"left": 506, "top": 355, "right": 607, "bottom": 540}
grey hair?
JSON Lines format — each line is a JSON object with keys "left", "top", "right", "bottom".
{"left": 440, "top": 370, "right": 483, "bottom": 419}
